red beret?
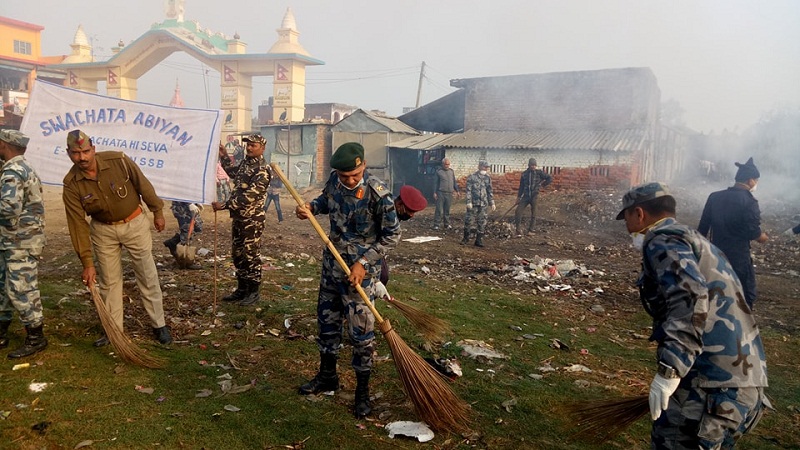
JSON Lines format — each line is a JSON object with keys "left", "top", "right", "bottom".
{"left": 399, "top": 185, "right": 427, "bottom": 212}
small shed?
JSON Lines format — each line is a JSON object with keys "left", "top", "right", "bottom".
{"left": 258, "top": 123, "right": 332, "bottom": 189}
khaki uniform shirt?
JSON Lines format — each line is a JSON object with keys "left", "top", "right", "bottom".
{"left": 63, "top": 151, "right": 164, "bottom": 268}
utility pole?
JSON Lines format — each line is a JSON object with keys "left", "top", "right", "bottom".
{"left": 415, "top": 61, "right": 426, "bottom": 109}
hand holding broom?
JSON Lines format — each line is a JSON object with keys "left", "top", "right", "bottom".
{"left": 271, "top": 163, "right": 470, "bottom": 433}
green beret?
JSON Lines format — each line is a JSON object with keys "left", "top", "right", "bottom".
{"left": 330, "top": 142, "right": 365, "bottom": 171}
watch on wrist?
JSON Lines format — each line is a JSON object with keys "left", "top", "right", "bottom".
{"left": 358, "top": 257, "right": 369, "bottom": 267}
{"left": 657, "top": 361, "right": 680, "bottom": 379}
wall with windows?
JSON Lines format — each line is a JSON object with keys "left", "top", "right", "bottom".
{"left": 0, "top": 16, "right": 43, "bottom": 63}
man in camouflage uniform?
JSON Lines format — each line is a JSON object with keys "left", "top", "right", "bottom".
{"left": 64, "top": 130, "right": 172, "bottom": 346}
{"left": 617, "top": 182, "right": 768, "bottom": 449}
{"left": 295, "top": 142, "right": 400, "bottom": 419}
{"left": 212, "top": 133, "right": 270, "bottom": 306}
{"left": 514, "top": 158, "right": 552, "bottom": 237}
{"left": 461, "top": 160, "right": 495, "bottom": 247}
{"left": 0, "top": 130, "right": 47, "bottom": 359}
{"left": 163, "top": 201, "right": 203, "bottom": 269}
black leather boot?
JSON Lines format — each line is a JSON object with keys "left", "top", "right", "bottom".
{"left": 474, "top": 233, "right": 485, "bottom": 247}
{"left": 238, "top": 280, "right": 261, "bottom": 306}
{"left": 354, "top": 370, "right": 372, "bottom": 418}
{"left": 163, "top": 233, "right": 180, "bottom": 258}
{"left": 299, "top": 353, "right": 339, "bottom": 395}
{"left": 222, "top": 278, "right": 247, "bottom": 302}
{"left": 0, "top": 320, "right": 10, "bottom": 349}
{"left": 460, "top": 229, "right": 470, "bottom": 245}
{"left": 8, "top": 324, "right": 47, "bottom": 359}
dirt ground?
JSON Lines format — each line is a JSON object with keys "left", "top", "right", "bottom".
{"left": 39, "top": 183, "right": 800, "bottom": 337}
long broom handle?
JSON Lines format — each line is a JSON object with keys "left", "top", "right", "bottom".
{"left": 213, "top": 210, "right": 217, "bottom": 316}
{"left": 269, "top": 163, "right": 386, "bottom": 325}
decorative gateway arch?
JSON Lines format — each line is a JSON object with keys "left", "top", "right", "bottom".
{"left": 49, "top": 1, "right": 322, "bottom": 140}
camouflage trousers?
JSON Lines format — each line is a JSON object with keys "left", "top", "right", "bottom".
{"left": 514, "top": 194, "right": 539, "bottom": 232}
{"left": 315, "top": 253, "right": 376, "bottom": 372}
{"left": 652, "top": 384, "right": 766, "bottom": 449}
{"left": 0, "top": 247, "right": 44, "bottom": 327}
{"left": 171, "top": 202, "right": 203, "bottom": 244}
{"left": 231, "top": 215, "right": 265, "bottom": 282}
{"left": 464, "top": 205, "right": 489, "bottom": 234}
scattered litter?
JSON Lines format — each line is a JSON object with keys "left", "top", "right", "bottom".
{"left": 12, "top": 363, "right": 30, "bottom": 371}
{"left": 297, "top": 277, "right": 314, "bottom": 282}
{"left": 135, "top": 386, "right": 154, "bottom": 395}
{"left": 549, "top": 339, "right": 570, "bottom": 351}
{"left": 284, "top": 318, "right": 292, "bottom": 328}
{"left": 458, "top": 339, "right": 509, "bottom": 360}
{"left": 29, "top": 382, "right": 48, "bottom": 393}
{"left": 538, "top": 363, "right": 556, "bottom": 373}
{"left": 74, "top": 439, "right": 98, "bottom": 449}
{"left": 574, "top": 380, "right": 591, "bottom": 388}
{"left": 528, "top": 373, "right": 543, "bottom": 380}
{"left": 565, "top": 364, "right": 592, "bottom": 373}
{"left": 420, "top": 266, "right": 431, "bottom": 274}
{"left": 509, "top": 325, "right": 523, "bottom": 331}
{"left": 580, "top": 348, "right": 590, "bottom": 355}
{"left": 195, "top": 389, "right": 213, "bottom": 398}
{"left": 32, "top": 420, "right": 51, "bottom": 435}
{"left": 267, "top": 328, "right": 281, "bottom": 336}
{"left": 156, "top": 396, "right": 166, "bottom": 402}
{"left": 501, "top": 398, "right": 517, "bottom": 412}
{"left": 223, "top": 405, "right": 241, "bottom": 412}
{"left": 201, "top": 330, "right": 212, "bottom": 336}
{"left": 507, "top": 255, "right": 605, "bottom": 282}
{"left": 522, "top": 334, "right": 538, "bottom": 340}
{"left": 0, "top": 411, "right": 10, "bottom": 420}
{"left": 402, "top": 236, "right": 442, "bottom": 243}
{"left": 385, "top": 421, "right": 435, "bottom": 442}
{"left": 284, "top": 263, "right": 295, "bottom": 268}
{"left": 197, "top": 248, "right": 210, "bottom": 256}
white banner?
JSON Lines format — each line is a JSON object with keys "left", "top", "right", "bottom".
{"left": 20, "top": 81, "right": 221, "bottom": 204}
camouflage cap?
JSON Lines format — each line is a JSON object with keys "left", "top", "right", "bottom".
{"left": 67, "top": 130, "right": 92, "bottom": 149}
{"left": 399, "top": 185, "right": 428, "bottom": 212}
{"left": 0, "top": 129, "right": 29, "bottom": 148}
{"left": 528, "top": 158, "right": 537, "bottom": 166}
{"left": 616, "top": 182, "right": 672, "bottom": 220}
{"left": 479, "top": 160, "right": 490, "bottom": 168}
{"left": 241, "top": 133, "right": 266, "bottom": 145}
{"left": 331, "top": 142, "right": 365, "bottom": 171}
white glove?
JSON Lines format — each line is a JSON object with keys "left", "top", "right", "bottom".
{"left": 649, "top": 374, "right": 681, "bottom": 421}
{"left": 466, "top": 203, "right": 473, "bottom": 210}
{"left": 784, "top": 227, "right": 796, "bottom": 237}
{"left": 491, "top": 203, "right": 497, "bottom": 212}
{"left": 189, "top": 203, "right": 203, "bottom": 215}
{"left": 374, "top": 281, "right": 390, "bottom": 301}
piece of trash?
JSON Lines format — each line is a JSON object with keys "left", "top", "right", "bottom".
{"left": 528, "top": 373, "right": 544, "bottom": 380}
{"left": 32, "top": 420, "right": 51, "bottom": 435}
{"left": 267, "top": 328, "right": 280, "bottom": 336}
{"left": 458, "top": 339, "right": 509, "bottom": 360}
{"left": 420, "top": 266, "right": 431, "bottom": 274}
{"left": 385, "top": 421, "right": 435, "bottom": 442}
{"left": 201, "top": 330, "right": 212, "bottom": 336}
{"left": 284, "top": 262, "right": 295, "bottom": 268}
{"left": 549, "top": 339, "right": 570, "bottom": 351}
{"left": 195, "top": 389, "right": 213, "bottom": 398}
{"left": 501, "top": 398, "right": 517, "bottom": 412}
{"left": 281, "top": 285, "right": 293, "bottom": 291}
{"left": 12, "top": 363, "right": 30, "bottom": 371}
{"left": 565, "top": 364, "right": 592, "bottom": 373}
{"left": 223, "top": 404, "right": 241, "bottom": 412}
{"left": 284, "top": 318, "right": 292, "bottom": 329}
{"left": 29, "top": 382, "right": 48, "bottom": 393}
{"left": 580, "top": 348, "right": 589, "bottom": 355}
{"left": 74, "top": 439, "right": 96, "bottom": 449}
{"left": 509, "top": 325, "right": 523, "bottom": 331}
{"left": 0, "top": 411, "right": 11, "bottom": 420}
{"left": 402, "top": 236, "right": 442, "bottom": 243}
{"left": 135, "top": 386, "right": 155, "bottom": 395}
{"left": 297, "top": 277, "right": 313, "bottom": 282}
{"left": 196, "top": 248, "right": 210, "bottom": 257}
{"left": 156, "top": 396, "right": 166, "bottom": 402}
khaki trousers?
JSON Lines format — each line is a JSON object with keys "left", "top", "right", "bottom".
{"left": 90, "top": 213, "right": 165, "bottom": 331}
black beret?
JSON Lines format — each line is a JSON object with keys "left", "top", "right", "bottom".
{"left": 734, "top": 157, "right": 760, "bottom": 182}
{"left": 331, "top": 142, "right": 365, "bottom": 171}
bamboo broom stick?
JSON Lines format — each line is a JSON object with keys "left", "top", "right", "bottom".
{"left": 271, "top": 163, "right": 470, "bottom": 432}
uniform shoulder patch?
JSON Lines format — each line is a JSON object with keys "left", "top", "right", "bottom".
{"left": 367, "top": 177, "right": 392, "bottom": 198}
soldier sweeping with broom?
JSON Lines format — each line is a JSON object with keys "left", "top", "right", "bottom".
{"left": 294, "top": 142, "right": 400, "bottom": 418}
{"left": 615, "top": 182, "right": 768, "bottom": 448}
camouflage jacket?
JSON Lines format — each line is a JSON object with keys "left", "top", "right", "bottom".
{"left": 0, "top": 155, "right": 45, "bottom": 250}
{"left": 309, "top": 171, "right": 400, "bottom": 277}
{"left": 517, "top": 168, "right": 552, "bottom": 199}
{"left": 465, "top": 171, "right": 494, "bottom": 207}
{"left": 220, "top": 155, "right": 270, "bottom": 219}
{"left": 638, "top": 218, "right": 768, "bottom": 388}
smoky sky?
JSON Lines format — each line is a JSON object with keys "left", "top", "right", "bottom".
{"left": 5, "top": 0, "right": 799, "bottom": 134}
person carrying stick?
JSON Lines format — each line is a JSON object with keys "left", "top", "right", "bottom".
{"left": 63, "top": 130, "right": 172, "bottom": 347}
{"left": 295, "top": 142, "right": 400, "bottom": 418}
{"left": 616, "top": 182, "right": 768, "bottom": 448}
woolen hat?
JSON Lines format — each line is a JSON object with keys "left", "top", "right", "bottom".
{"left": 67, "top": 129, "right": 91, "bottom": 149}
{"left": 734, "top": 157, "right": 760, "bottom": 182}
{"left": 616, "top": 182, "right": 673, "bottom": 220}
{"left": 528, "top": 158, "right": 537, "bottom": 166}
{"left": 330, "top": 142, "right": 365, "bottom": 171}
{"left": 0, "top": 129, "right": 29, "bottom": 148}
{"left": 399, "top": 185, "right": 427, "bottom": 212}
{"left": 242, "top": 133, "right": 266, "bottom": 145}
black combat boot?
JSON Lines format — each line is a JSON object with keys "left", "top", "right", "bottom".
{"left": 354, "top": 370, "right": 372, "bottom": 418}
{"left": 299, "top": 353, "right": 339, "bottom": 395}
{"left": 460, "top": 229, "right": 470, "bottom": 245}
{"left": 8, "top": 324, "right": 48, "bottom": 359}
{"left": 163, "top": 233, "right": 180, "bottom": 258}
{"left": 474, "top": 233, "right": 485, "bottom": 247}
{"left": 0, "top": 320, "right": 10, "bottom": 349}
{"left": 222, "top": 278, "right": 247, "bottom": 302}
{"left": 238, "top": 280, "right": 261, "bottom": 306}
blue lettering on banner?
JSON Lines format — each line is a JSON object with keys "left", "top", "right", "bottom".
{"left": 132, "top": 112, "right": 193, "bottom": 146}
{"left": 39, "top": 109, "right": 127, "bottom": 136}
{"left": 126, "top": 154, "right": 165, "bottom": 169}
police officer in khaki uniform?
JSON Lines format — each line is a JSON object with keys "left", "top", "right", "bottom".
{"left": 63, "top": 130, "right": 172, "bottom": 346}
{"left": 0, "top": 129, "right": 48, "bottom": 358}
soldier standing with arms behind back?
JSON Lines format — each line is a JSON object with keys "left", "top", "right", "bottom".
{"left": 295, "top": 142, "right": 400, "bottom": 418}
{"left": 0, "top": 130, "right": 47, "bottom": 358}
{"left": 212, "top": 134, "right": 270, "bottom": 306}
{"left": 514, "top": 158, "right": 552, "bottom": 237}
{"left": 461, "top": 160, "right": 495, "bottom": 247}
{"left": 617, "top": 182, "right": 768, "bottom": 449}
{"left": 63, "top": 130, "right": 172, "bottom": 346}
{"left": 432, "top": 158, "right": 458, "bottom": 230}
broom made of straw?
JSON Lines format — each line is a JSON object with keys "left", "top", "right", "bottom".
{"left": 89, "top": 284, "right": 166, "bottom": 369}
{"left": 564, "top": 394, "right": 649, "bottom": 443}
{"left": 384, "top": 291, "right": 450, "bottom": 342}
{"left": 271, "top": 163, "right": 470, "bottom": 433}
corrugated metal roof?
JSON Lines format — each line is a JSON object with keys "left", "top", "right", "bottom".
{"left": 361, "top": 110, "right": 420, "bottom": 134}
{"left": 388, "top": 129, "right": 648, "bottom": 152}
